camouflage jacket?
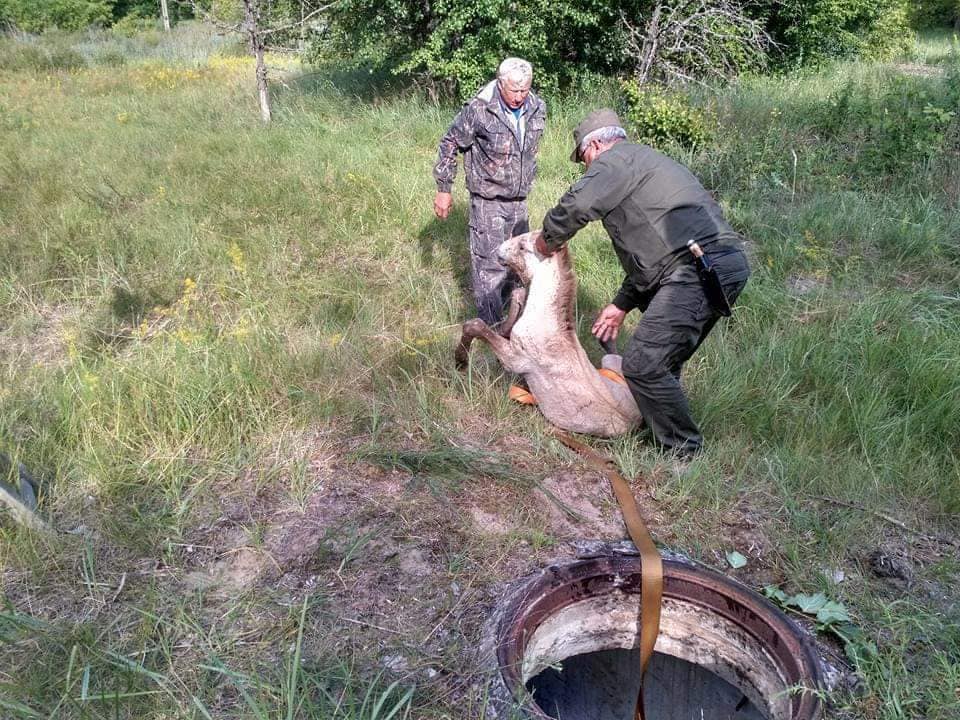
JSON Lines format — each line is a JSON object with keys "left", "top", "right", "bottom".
{"left": 433, "top": 81, "right": 546, "bottom": 200}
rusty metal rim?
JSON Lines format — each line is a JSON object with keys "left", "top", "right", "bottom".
{"left": 496, "top": 555, "right": 824, "bottom": 720}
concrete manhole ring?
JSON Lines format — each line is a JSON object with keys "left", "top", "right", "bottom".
{"left": 479, "top": 545, "right": 827, "bottom": 720}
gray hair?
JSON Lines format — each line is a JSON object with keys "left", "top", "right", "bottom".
{"left": 497, "top": 57, "right": 533, "bottom": 85}
{"left": 579, "top": 125, "right": 627, "bottom": 156}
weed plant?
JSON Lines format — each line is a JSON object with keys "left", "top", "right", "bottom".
{"left": 0, "top": 23, "right": 958, "bottom": 720}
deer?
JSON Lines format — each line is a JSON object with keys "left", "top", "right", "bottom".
{"left": 455, "top": 231, "right": 642, "bottom": 437}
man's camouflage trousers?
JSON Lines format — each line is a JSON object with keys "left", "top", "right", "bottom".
{"left": 468, "top": 195, "right": 529, "bottom": 325}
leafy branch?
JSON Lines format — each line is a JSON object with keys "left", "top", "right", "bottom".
{"left": 763, "top": 586, "right": 878, "bottom": 664}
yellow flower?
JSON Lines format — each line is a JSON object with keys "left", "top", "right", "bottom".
{"left": 227, "top": 242, "right": 246, "bottom": 274}
{"left": 64, "top": 330, "right": 79, "bottom": 361}
{"left": 175, "top": 328, "right": 199, "bottom": 343}
{"left": 231, "top": 316, "right": 251, "bottom": 340}
{"left": 116, "top": 112, "right": 130, "bottom": 123}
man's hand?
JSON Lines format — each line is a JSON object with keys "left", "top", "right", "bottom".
{"left": 592, "top": 304, "right": 626, "bottom": 343}
{"left": 434, "top": 191, "right": 453, "bottom": 220}
{"left": 533, "top": 230, "right": 554, "bottom": 256}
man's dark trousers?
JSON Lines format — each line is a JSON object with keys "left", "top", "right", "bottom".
{"left": 621, "top": 247, "right": 750, "bottom": 455}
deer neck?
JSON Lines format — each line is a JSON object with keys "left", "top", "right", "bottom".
{"left": 522, "top": 254, "right": 573, "bottom": 333}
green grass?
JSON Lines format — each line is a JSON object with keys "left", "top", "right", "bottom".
{"left": 1, "top": 24, "right": 959, "bottom": 720}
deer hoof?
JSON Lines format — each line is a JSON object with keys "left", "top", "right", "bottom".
{"left": 454, "top": 346, "right": 469, "bottom": 370}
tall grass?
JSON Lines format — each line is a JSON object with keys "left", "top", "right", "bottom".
{"left": 0, "top": 25, "right": 958, "bottom": 720}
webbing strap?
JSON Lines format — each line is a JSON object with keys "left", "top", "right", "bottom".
{"left": 508, "top": 367, "right": 627, "bottom": 408}
{"left": 553, "top": 431, "right": 663, "bottom": 720}
{"left": 597, "top": 367, "right": 628, "bottom": 385}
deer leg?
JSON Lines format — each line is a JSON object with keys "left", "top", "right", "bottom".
{"left": 455, "top": 318, "right": 520, "bottom": 371}
{"left": 498, "top": 286, "right": 527, "bottom": 338}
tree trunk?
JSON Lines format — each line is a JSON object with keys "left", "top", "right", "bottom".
{"left": 243, "top": 0, "right": 272, "bottom": 123}
{"left": 254, "top": 44, "right": 271, "bottom": 123}
{"left": 300, "top": 0, "right": 306, "bottom": 52}
{"left": 638, "top": 3, "right": 662, "bottom": 86}
{"left": 159, "top": 0, "right": 170, "bottom": 32}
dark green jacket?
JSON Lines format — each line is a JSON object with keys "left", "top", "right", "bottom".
{"left": 542, "top": 141, "right": 741, "bottom": 311}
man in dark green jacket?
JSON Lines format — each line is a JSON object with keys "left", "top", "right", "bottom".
{"left": 535, "top": 109, "right": 750, "bottom": 457}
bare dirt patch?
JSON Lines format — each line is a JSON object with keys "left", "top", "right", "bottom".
{"left": 0, "top": 302, "right": 83, "bottom": 370}
{"left": 536, "top": 470, "right": 626, "bottom": 539}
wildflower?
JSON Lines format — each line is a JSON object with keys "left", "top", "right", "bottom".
{"left": 175, "top": 328, "right": 199, "bottom": 343}
{"left": 231, "top": 316, "right": 251, "bottom": 340}
{"left": 179, "top": 277, "right": 197, "bottom": 311}
{"left": 227, "top": 243, "right": 246, "bottom": 274}
{"left": 65, "top": 331, "right": 79, "bottom": 361}
{"left": 117, "top": 112, "right": 130, "bottom": 123}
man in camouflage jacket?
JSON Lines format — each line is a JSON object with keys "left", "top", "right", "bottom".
{"left": 433, "top": 58, "right": 547, "bottom": 326}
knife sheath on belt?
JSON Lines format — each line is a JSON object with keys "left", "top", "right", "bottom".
{"left": 687, "top": 240, "right": 733, "bottom": 317}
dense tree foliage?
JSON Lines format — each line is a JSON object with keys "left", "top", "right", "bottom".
{"left": 322, "top": 0, "right": 623, "bottom": 98}
{"left": 0, "top": 0, "right": 114, "bottom": 31}
{"left": 756, "top": 0, "right": 913, "bottom": 65}
{"left": 0, "top": 0, "right": 927, "bottom": 95}
{"left": 324, "top": 0, "right": 917, "bottom": 97}
{"left": 111, "top": 0, "right": 156, "bottom": 18}
{"left": 908, "top": 0, "right": 960, "bottom": 29}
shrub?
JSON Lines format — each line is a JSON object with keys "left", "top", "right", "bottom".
{"left": 111, "top": 0, "right": 159, "bottom": 22}
{"left": 322, "top": 0, "right": 920, "bottom": 96}
{"left": 0, "top": 35, "right": 87, "bottom": 70}
{"left": 110, "top": 13, "right": 160, "bottom": 38}
{"left": 45, "top": 41, "right": 87, "bottom": 68}
{"left": 0, "top": 0, "right": 113, "bottom": 33}
{"left": 621, "top": 80, "right": 713, "bottom": 149}
{"left": 92, "top": 45, "right": 127, "bottom": 65}
{"left": 909, "top": 0, "right": 960, "bottom": 29}
{"left": 0, "top": 39, "right": 48, "bottom": 70}
{"left": 817, "top": 71, "right": 958, "bottom": 177}
{"left": 323, "top": 0, "right": 624, "bottom": 99}
{"left": 757, "top": 0, "right": 914, "bottom": 65}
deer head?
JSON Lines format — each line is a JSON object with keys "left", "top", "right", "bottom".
{"left": 498, "top": 231, "right": 558, "bottom": 285}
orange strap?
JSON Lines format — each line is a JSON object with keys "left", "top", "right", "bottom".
{"left": 508, "top": 384, "right": 537, "bottom": 405}
{"left": 597, "top": 367, "right": 627, "bottom": 385}
{"left": 553, "top": 430, "right": 663, "bottom": 720}
{"left": 509, "top": 369, "right": 627, "bottom": 407}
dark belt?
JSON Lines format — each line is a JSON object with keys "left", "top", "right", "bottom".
{"left": 475, "top": 194, "right": 527, "bottom": 203}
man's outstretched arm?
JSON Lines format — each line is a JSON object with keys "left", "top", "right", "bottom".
{"left": 432, "top": 105, "right": 478, "bottom": 219}
{"left": 540, "top": 156, "right": 631, "bottom": 251}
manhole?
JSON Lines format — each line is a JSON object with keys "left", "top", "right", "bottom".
{"left": 480, "top": 546, "right": 825, "bottom": 719}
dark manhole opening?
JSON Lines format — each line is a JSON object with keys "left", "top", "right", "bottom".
{"left": 528, "top": 649, "right": 767, "bottom": 719}
{"left": 489, "top": 551, "right": 825, "bottom": 720}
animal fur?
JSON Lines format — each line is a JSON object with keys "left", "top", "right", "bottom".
{"left": 456, "top": 231, "right": 642, "bottom": 437}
